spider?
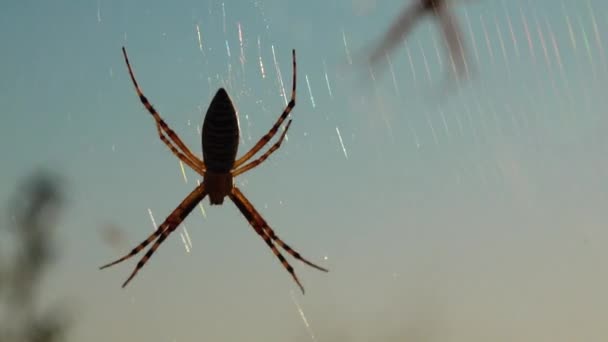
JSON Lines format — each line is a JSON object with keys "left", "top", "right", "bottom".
{"left": 368, "top": 0, "right": 472, "bottom": 78}
{"left": 100, "top": 47, "right": 328, "bottom": 294}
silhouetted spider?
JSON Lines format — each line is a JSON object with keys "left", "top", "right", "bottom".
{"left": 100, "top": 47, "right": 328, "bottom": 294}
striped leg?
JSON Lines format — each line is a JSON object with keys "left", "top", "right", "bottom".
{"left": 99, "top": 223, "right": 166, "bottom": 271}
{"left": 232, "top": 187, "right": 328, "bottom": 273}
{"left": 100, "top": 184, "right": 207, "bottom": 287}
{"left": 155, "top": 123, "right": 204, "bottom": 174}
{"left": 231, "top": 187, "right": 328, "bottom": 293}
{"left": 234, "top": 49, "right": 297, "bottom": 168}
{"left": 229, "top": 188, "right": 305, "bottom": 294}
{"left": 121, "top": 47, "right": 205, "bottom": 173}
{"left": 119, "top": 221, "right": 172, "bottom": 288}
{"left": 232, "top": 120, "right": 292, "bottom": 177}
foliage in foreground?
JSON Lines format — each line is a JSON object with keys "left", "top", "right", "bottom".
{"left": 0, "top": 171, "right": 70, "bottom": 342}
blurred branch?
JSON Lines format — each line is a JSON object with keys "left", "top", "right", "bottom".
{"left": 0, "top": 170, "right": 70, "bottom": 342}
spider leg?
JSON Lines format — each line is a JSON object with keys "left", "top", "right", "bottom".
{"left": 229, "top": 188, "right": 305, "bottom": 294}
{"left": 368, "top": 2, "right": 426, "bottom": 68}
{"left": 259, "top": 221, "right": 328, "bottom": 272}
{"left": 232, "top": 187, "right": 328, "bottom": 273}
{"left": 100, "top": 184, "right": 207, "bottom": 287}
{"left": 232, "top": 120, "right": 292, "bottom": 177}
{"left": 234, "top": 49, "right": 297, "bottom": 168}
{"left": 436, "top": 5, "right": 469, "bottom": 78}
{"left": 99, "top": 223, "right": 166, "bottom": 270}
{"left": 119, "top": 221, "right": 171, "bottom": 288}
{"left": 230, "top": 187, "right": 328, "bottom": 293}
{"left": 155, "top": 122, "right": 204, "bottom": 174}
{"left": 121, "top": 46, "right": 205, "bottom": 173}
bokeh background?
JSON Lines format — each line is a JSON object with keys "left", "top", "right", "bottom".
{"left": 1, "top": 0, "right": 607, "bottom": 341}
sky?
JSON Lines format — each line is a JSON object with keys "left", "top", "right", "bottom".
{"left": 1, "top": 0, "right": 607, "bottom": 341}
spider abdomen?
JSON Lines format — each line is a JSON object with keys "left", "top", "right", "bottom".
{"left": 202, "top": 88, "right": 240, "bottom": 173}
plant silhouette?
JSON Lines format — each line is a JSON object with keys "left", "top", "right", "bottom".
{"left": 0, "top": 171, "right": 70, "bottom": 342}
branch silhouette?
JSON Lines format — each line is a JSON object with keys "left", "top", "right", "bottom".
{"left": 0, "top": 170, "right": 70, "bottom": 342}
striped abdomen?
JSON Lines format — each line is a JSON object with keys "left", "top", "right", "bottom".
{"left": 202, "top": 88, "right": 240, "bottom": 173}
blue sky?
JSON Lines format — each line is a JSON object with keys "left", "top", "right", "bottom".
{"left": 1, "top": 0, "right": 607, "bottom": 341}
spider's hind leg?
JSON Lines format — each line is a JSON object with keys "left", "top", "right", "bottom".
{"left": 100, "top": 184, "right": 207, "bottom": 287}
{"left": 99, "top": 226, "right": 165, "bottom": 270}
{"left": 229, "top": 188, "right": 305, "bottom": 293}
{"left": 230, "top": 187, "right": 328, "bottom": 294}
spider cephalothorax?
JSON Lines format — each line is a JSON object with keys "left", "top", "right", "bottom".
{"left": 100, "top": 47, "right": 327, "bottom": 294}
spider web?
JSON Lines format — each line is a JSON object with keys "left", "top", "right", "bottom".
{"left": 2, "top": 0, "right": 607, "bottom": 341}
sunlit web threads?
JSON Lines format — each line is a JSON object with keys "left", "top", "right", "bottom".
{"left": 520, "top": 6, "right": 536, "bottom": 63}
{"left": 148, "top": 208, "right": 190, "bottom": 253}
{"left": 290, "top": 290, "right": 318, "bottom": 342}
{"left": 405, "top": 41, "right": 417, "bottom": 84}
{"left": 417, "top": 38, "right": 432, "bottom": 84}
{"left": 147, "top": 208, "right": 158, "bottom": 231}
{"left": 225, "top": 40, "right": 231, "bottom": 58}
{"left": 305, "top": 74, "right": 316, "bottom": 108}
{"left": 322, "top": 59, "right": 333, "bottom": 99}
{"left": 221, "top": 2, "right": 226, "bottom": 34}
{"left": 535, "top": 14, "right": 552, "bottom": 71}
{"left": 341, "top": 28, "right": 352, "bottom": 65}
{"left": 438, "top": 106, "right": 451, "bottom": 141}
{"left": 464, "top": 8, "right": 480, "bottom": 65}
{"left": 495, "top": 14, "right": 510, "bottom": 74}
{"left": 503, "top": 1, "right": 520, "bottom": 58}
{"left": 196, "top": 23, "right": 205, "bottom": 55}
{"left": 178, "top": 160, "right": 188, "bottom": 183}
{"left": 429, "top": 25, "right": 444, "bottom": 72}
{"left": 577, "top": 14, "right": 596, "bottom": 76}
{"left": 96, "top": 0, "right": 101, "bottom": 23}
{"left": 271, "top": 44, "right": 287, "bottom": 105}
{"left": 237, "top": 22, "right": 246, "bottom": 70}
{"left": 386, "top": 54, "right": 400, "bottom": 96}
{"left": 562, "top": 5, "right": 577, "bottom": 52}
{"left": 586, "top": 1, "right": 607, "bottom": 71}
{"left": 547, "top": 17, "right": 565, "bottom": 77}
{"left": 335, "top": 126, "right": 348, "bottom": 160}
{"left": 257, "top": 36, "right": 266, "bottom": 79}
{"left": 196, "top": 179, "right": 207, "bottom": 219}
{"left": 479, "top": 13, "right": 495, "bottom": 66}
{"left": 180, "top": 224, "right": 193, "bottom": 253}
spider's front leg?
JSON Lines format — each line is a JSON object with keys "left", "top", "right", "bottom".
{"left": 121, "top": 47, "right": 206, "bottom": 175}
{"left": 234, "top": 49, "right": 297, "bottom": 168}
{"left": 232, "top": 120, "right": 292, "bottom": 176}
